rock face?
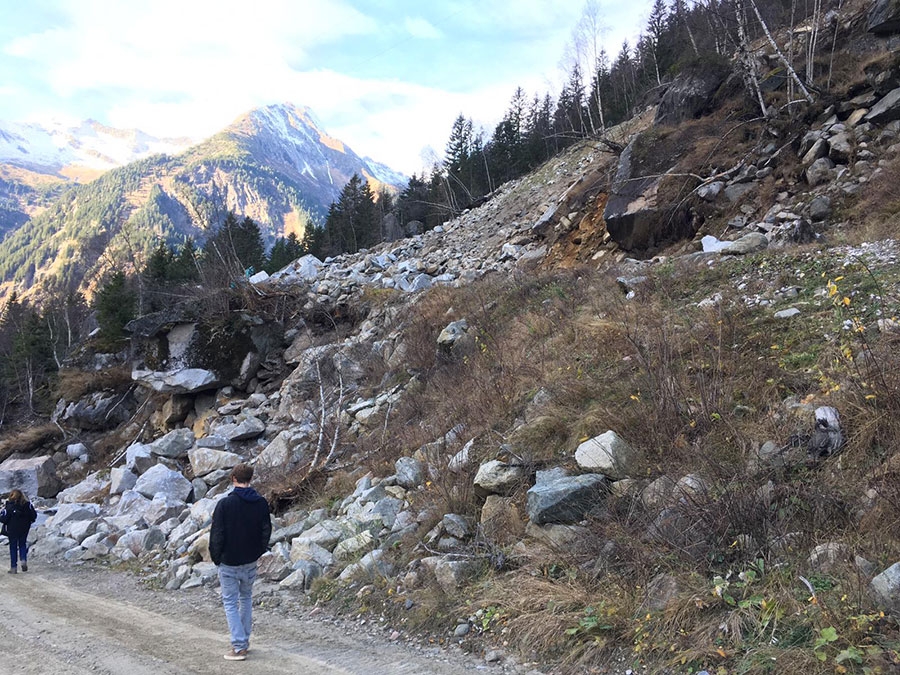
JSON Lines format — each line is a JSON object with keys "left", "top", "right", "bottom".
{"left": 0, "top": 456, "right": 59, "bottom": 497}
{"left": 603, "top": 139, "right": 663, "bottom": 252}
{"left": 655, "top": 61, "right": 731, "bottom": 125}
{"left": 603, "top": 133, "right": 692, "bottom": 252}
{"left": 867, "top": 0, "right": 900, "bottom": 35}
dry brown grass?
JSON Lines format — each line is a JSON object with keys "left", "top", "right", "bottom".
{"left": 840, "top": 153, "right": 900, "bottom": 244}
{"left": 54, "top": 365, "right": 133, "bottom": 402}
{"left": 0, "top": 422, "right": 62, "bottom": 462}
{"left": 329, "top": 245, "right": 900, "bottom": 672}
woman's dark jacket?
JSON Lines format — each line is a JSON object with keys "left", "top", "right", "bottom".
{"left": 209, "top": 487, "right": 272, "bottom": 566}
{"left": 0, "top": 499, "right": 37, "bottom": 538}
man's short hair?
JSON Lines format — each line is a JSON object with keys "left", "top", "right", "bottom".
{"left": 232, "top": 463, "right": 254, "bottom": 484}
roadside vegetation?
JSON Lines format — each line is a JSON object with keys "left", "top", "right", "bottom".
{"left": 301, "top": 225, "right": 900, "bottom": 673}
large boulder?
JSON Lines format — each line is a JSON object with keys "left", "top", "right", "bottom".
{"left": 212, "top": 415, "right": 266, "bottom": 442}
{"left": 134, "top": 464, "right": 193, "bottom": 502}
{"left": 526, "top": 472, "right": 608, "bottom": 525}
{"left": 870, "top": 562, "right": 900, "bottom": 615}
{"left": 575, "top": 431, "right": 638, "bottom": 480}
{"left": 188, "top": 447, "right": 242, "bottom": 477}
{"left": 0, "top": 455, "right": 59, "bottom": 498}
{"left": 867, "top": 0, "right": 900, "bottom": 35}
{"left": 149, "top": 428, "right": 195, "bottom": 459}
{"left": 865, "top": 87, "right": 900, "bottom": 125}
{"left": 132, "top": 368, "right": 220, "bottom": 394}
{"left": 53, "top": 391, "right": 136, "bottom": 430}
{"left": 474, "top": 460, "right": 526, "bottom": 495}
{"left": 603, "top": 133, "right": 692, "bottom": 252}
{"left": 55, "top": 472, "right": 109, "bottom": 503}
{"left": 655, "top": 60, "right": 731, "bottom": 125}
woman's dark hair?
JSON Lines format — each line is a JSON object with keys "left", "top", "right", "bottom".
{"left": 8, "top": 489, "right": 27, "bottom": 504}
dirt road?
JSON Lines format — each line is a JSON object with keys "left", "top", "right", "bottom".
{"left": 0, "top": 563, "right": 509, "bottom": 675}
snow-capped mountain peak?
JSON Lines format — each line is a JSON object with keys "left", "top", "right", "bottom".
{"left": 0, "top": 118, "right": 195, "bottom": 175}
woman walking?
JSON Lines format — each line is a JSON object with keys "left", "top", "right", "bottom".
{"left": 0, "top": 489, "right": 38, "bottom": 573}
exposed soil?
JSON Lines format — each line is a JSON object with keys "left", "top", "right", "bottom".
{"left": 0, "top": 560, "right": 534, "bottom": 675}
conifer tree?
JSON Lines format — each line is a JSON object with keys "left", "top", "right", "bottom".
{"left": 265, "top": 232, "right": 304, "bottom": 273}
{"left": 94, "top": 271, "right": 136, "bottom": 344}
{"left": 323, "top": 174, "right": 380, "bottom": 255}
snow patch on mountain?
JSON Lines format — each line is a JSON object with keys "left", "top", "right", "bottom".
{"left": 0, "top": 119, "right": 194, "bottom": 175}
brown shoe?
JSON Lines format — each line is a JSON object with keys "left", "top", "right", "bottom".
{"left": 223, "top": 648, "right": 247, "bottom": 661}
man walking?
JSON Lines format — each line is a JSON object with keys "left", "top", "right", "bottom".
{"left": 209, "top": 463, "right": 272, "bottom": 661}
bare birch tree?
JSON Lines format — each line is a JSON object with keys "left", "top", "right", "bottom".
{"left": 733, "top": 0, "right": 769, "bottom": 117}
{"left": 747, "top": 0, "right": 814, "bottom": 102}
{"left": 565, "top": 0, "right": 609, "bottom": 134}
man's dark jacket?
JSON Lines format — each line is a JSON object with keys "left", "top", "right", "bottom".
{"left": 209, "top": 487, "right": 272, "bottom": 566}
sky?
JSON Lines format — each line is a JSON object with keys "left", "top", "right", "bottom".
{"left": 0, "top": 0, "right": 650, "bottom": 176}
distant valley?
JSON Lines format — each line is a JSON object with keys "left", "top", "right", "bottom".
{"left": 0, "top": 104, "right": 406, "bottom": 301}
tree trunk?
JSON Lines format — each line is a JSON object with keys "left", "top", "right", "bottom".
{"left": 734, "top": 0, "right": 769, "bottom": 117}
{"left": 747, "top": 0, "right": 814, "bottom": 102}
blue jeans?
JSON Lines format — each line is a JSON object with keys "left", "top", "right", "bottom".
{"left": 9, "top": 534, "right": 27, "bottom": 568}
{"left": 218, "top": 562, "right": 257, "bottom": 651}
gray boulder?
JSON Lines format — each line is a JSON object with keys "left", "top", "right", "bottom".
{"left": 867, "top": 0, "right": 900, "bottom": 35}
{"left": 132, "top": 368, "right": 220, "bottom": 394}
{"left": 110, "top": 466, "right": 137, "bottom": 495}
{"left": 114, "top": 528, "right": 166, "bottom": 557}
{"left": 574, "top": 431, "right": 637, "bottom": 480}
{"left": 870, "top": 562, "right": 900, "bottom": 615}
{"left": 213, "top": 415, "right": 266, "bottom": 442}
{"left": 134, "top": 464, "right": 193, "bottom": 502}
{"left": 867, "top": 87, "right": 900, "bottom": 124}
{"left": 806, "top": 157, "right": 835, "bottom": 186}
{"left": 395, "top": 457, "right": 426, "bottom": 489}
{"left": 125, "top": 444, "right": 155, "bottom": 474}
{"left": 0, "top": 455, "right": 59, "bottom": 498}
{"left": 48, "top": 503, "right": 101, "bottom": 528}
{"left": 474, "top": 460, "right": 526, "bottom": 495}
{"left": 280, "top": 560, "right": 322, "bottom": 590}
{"left": 55, "top": 472, "right": 109, "bottom": 503}
{"left": 188, "top": 447, "right": 242, "bottom": 477}
{"left": 526, "top": 473, "right": 608, "bottom": 525}
{"left": 144, "top": 494, "right": 187, "bottom": 526}
{"left": 723, "top": 232, "right": 768, "bottom": 255}
{"left": 149, "top": 428, "right": 195, "bottom": 459}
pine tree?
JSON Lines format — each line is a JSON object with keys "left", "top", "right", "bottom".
{"left": 146, "top": 240, "right": 174, "bottom": 281}
{"left": 171, "top": 238, "right": 200, "bottom": 282}
{"left": 323, "top": 175, "right": 381, "bottom": 255}
{"left": 202, "top": 212, "right": 266, "bottom": 278}
{"left": 94, "top": 271, "right": 136, "bottom": 344}
{"left": 265, "top": 232, "right": 305, "bottom": 273}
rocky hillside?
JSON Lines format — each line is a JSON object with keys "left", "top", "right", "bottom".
{"left": 2, "top": 2, "right": 900, "bottom": 673}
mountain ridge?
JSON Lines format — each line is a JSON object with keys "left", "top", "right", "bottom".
{"left": 0, "top": 103, "right": 407, "bottom": 302}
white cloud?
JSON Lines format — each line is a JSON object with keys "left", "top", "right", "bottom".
{"left": 2, "top": 0, "right": 652, "bottom": 176}
{"left": 403, "top": 17, "right": 442, "bottom": 40}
